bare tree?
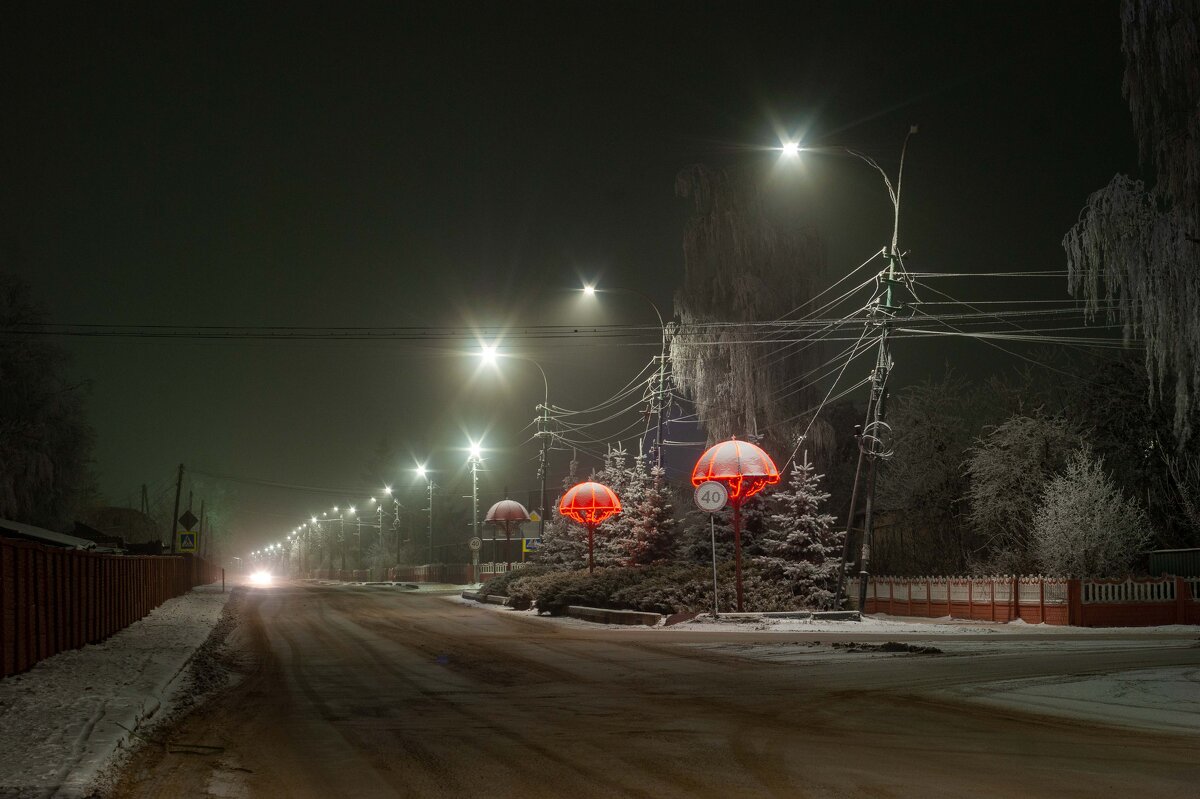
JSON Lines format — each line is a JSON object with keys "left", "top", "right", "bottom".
{"left": 0, "top": 274, "right": 96, "bottom": 530}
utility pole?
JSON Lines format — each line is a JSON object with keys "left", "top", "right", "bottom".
{"left": 168, "top": 464, "right": 184, "bottom": 553}
{"left": 198, "top": 499, "right": 206, "bottom": 559}
{"left": 471, "top": 457, "right": 480, "bottom": 562}
{"left": 653, "top": 324, "right": 671, "bottom": 471}
{"left": 427, "top": 481, "right": 435, "bottom": 565}
{"left": 537, "top": 404, "right": 549, "bottom": 539}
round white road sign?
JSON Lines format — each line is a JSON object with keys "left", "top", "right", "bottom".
{"left": 468, "top": 536, "right": 482, "bottom": 552}
{"left": 693, "top": 481, "right": 729, "bottom": 513}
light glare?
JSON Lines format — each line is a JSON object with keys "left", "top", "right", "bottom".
{"left": 781, "top": 141, "right": 801, "bottom": 158}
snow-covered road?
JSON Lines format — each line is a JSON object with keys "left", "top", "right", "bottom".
{"left": 0, "top": 584, "right": 234, "bottom": 798}
{"left": 108, "top": 581, "right": 1200, "bottom": 798}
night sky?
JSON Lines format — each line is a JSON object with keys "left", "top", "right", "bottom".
{"left": 3, "top": 2, "right": 1136, "bottom": 553}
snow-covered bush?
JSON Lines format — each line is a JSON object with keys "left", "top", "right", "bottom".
{"left": 479, "top": 564, "right": 552, "bottom": 597}
{"left": 1032, "top": 447, "right": 1152, "bottom": 577}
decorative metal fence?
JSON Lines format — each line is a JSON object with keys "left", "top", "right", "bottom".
{"left": 1, "top": 536, "right": 221, "bottom": 678}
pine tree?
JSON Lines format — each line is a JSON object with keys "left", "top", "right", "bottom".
{"left": 757, "top": 453, "right": 842, "bottom": 609}
{"left": 594, "top": 444, "right": 643, "bottom": 566}
{"left": 532, "top": 455, "right": 586, "bottom": 569}
{"left": 624, "top": 465, "right": 678, "bottom": 565}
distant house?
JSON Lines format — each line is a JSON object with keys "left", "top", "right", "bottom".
{"left": 81, "top": 506, "right": 161, "bottom": 545}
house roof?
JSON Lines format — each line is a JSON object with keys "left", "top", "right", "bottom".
{"left": 0, "top": 518, "right": 100, "bottom": 550}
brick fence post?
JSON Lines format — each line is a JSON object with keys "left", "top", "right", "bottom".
{"left": 1068, "top": 579, "right": 1083, "bottom": 626}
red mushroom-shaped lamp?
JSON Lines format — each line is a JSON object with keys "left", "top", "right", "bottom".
{"left": 691, "top": 437, "right": 780, "bottom": 611}
{"left": 558, "top": 481, "right": 622, "bottom": 573}
{"left": 485, "top": 499, "right": 531, "bottom": 570}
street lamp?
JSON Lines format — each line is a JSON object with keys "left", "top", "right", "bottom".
{"left": 781, "top": 127, "right": 918, "bottom": 611}
{"left": 580, "top": 284, "right": 672, "bottom": 470}
{"left": 478, "top": 345, "right": 552, "bottom": 539}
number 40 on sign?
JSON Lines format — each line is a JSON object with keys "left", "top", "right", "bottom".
{"left": 693, "top": 481, "right": 728, "bottom": 513}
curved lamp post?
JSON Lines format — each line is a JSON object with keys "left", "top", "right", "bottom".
{"left": 559, "top": 481, "right": 622, "bottom": 574}
{"left": 485, "top": 499, "right": 531, "bottom": 571}
{"left": 691, "top": 437, "right": 780, "bottom": 612}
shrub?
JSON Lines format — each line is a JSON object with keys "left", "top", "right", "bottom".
{"left": 479, "top": 564, "right": 552, "bottom": 597}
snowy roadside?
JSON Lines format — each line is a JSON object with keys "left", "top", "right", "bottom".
{"left": 0, "top": 584, "right": 237, "bottom": 798}
{"left": 449, "top": 595, "right": 1200, "bottom": 638}
{"left": 937, "top": 666, "right": 1200, "bottom": 733}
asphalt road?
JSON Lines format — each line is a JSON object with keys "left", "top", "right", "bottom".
{"left": 111, "top": 582, "right": 1200, "bottom": 798}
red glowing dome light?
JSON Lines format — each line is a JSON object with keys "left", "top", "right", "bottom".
{"left": 690, "top": 437, "right": 780, "bottom": 504}
{"left": 559, "top": 481, "right": 622, "bottom": 527}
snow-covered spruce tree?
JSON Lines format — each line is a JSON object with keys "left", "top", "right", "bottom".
{"left": 1032, "top": 447, "right": 1152, "bottom": 578}
{"left": 756, "top": 453, "right": 842, "bottom": 609}
{"left": 1063, "top": 0, "right": 1200, "bottom": 443}
{"left": 532, "top": 456, "right": 586, "bottom": 569}
{"left": 624, "top": 466, "right": 679, "bottom": 566}
{"left": 594, "top": 444, "right": 648, "bottom": 566}
{"left": 964, "top": 414, "right": 1083, "bottom": 573}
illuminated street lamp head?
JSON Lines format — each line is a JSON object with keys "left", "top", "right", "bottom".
{"left": 368, "top": 497, "right": 376, "bottom": 504}
{"left": 582, "top": 283, "right": 596, "bottom": 297}
{"left": 311, "top": 516, "right": 318, "bottom": 523}
{"left": 468, "top": 441, "right": 483, "bottom": 461}
{"left": 348, "top": 506, "right": 356, "bottom": 515}
{"left": 384, "top": 486, "right": 392, "bottom": 495}
{"left": 780, "top": 141, "right": 801, "bottom": 158}
{"left": 415, "top": 464, "right": 427, "bottom": 479}
{"left": 333, "top": 506, "right": 338, "bottom": 513}
{"left": 479, "top": 343, "right": 498, "bottom": 366}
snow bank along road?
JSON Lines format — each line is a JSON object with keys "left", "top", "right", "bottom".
{"left": 112, "top": 581, "right": 1200, "bottom": 798}
{"left": 0, "top": 584, "right": 233, "bottom": 798}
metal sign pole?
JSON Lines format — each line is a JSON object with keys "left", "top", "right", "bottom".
{"left": 710, "top": 515, "right": 719, "bottom": 619}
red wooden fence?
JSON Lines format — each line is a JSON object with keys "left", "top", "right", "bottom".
{"left": 0, "top": 536, "right": 221, "bottom": 678}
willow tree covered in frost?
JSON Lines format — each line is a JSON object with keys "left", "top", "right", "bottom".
{"left": 671, "top": 165, "right": 828, "bottom": 454}
{"left": 1063, "top": 0, "right": 1200, "bottom": 442}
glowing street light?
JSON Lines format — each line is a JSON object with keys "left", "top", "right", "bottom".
{"left": 780, "top": 140, "right": 801, "bottom": 158}
{"left": 479, "top": 343, "right": 498, "bottom": 366}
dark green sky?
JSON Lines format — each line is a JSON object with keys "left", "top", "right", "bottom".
{"left": 2, "top": 2, "right": 1136, "bottom": 553}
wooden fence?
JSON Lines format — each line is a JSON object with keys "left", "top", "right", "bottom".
{"left": 1, "top": 536, "right": 221, "bottom": 678}
{"left": 862, "top": 574, "right": 1200, "bottom": 627}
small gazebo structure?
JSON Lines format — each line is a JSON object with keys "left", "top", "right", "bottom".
{"left": 558, "top": 481, "right": 621, "bottom": 573}
{"left": 691, "top": 437, "right": 780, "bottom": 611}
{"left": 485, "top": 499, "right": 531, "bottom": 570}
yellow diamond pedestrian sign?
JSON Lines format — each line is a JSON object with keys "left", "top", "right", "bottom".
{"left": 177, "top": 532, "right": 198, "bottom": 553}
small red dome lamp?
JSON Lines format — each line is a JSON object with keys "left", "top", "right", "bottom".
{"left": 485, "top": 499, "right": 531, "bottom": 571}
{"left": 691, "top": 437, "right": 780, "bottom": 611}
{"left": 558, "top": 481, "right": 622, "bottom": 573}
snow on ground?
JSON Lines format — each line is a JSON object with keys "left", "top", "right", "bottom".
{"left": 940, "top": 666, "right": 1200, "bottom": 733}
{"left": 0, "top": 584, "right": 233, "bottom": 798}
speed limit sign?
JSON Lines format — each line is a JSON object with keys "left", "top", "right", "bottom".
{"left": 693, "top": 481, "right": 728, "bottom": 513}
{"left": 468, "top": 537, "right": 482, "bottom": 552}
